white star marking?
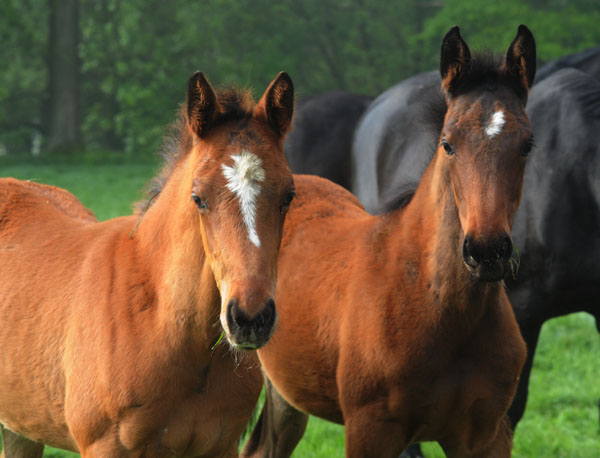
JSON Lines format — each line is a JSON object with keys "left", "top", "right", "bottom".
{"left": 221, "top": 151, "right": 266, "bottom": 247}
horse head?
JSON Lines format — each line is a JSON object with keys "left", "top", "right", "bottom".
{"left": 183, "top": 71, "right": 295, "bottom": 348}
{"left": 439, "top": 25, "right": 536, "bottom": 281}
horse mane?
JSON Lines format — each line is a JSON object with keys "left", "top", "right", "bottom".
{"left": 135, "top": 88, "right": 255, "bottom": 213}
{"left": 377, "top": 184, "right": 419, "bottom": 214}
{"left": 376, "top": 89, "right": 444, "bottom": 215}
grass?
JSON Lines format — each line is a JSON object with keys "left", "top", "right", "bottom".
{"left": 1, "top": 160, "right": 599, "bottom": 457}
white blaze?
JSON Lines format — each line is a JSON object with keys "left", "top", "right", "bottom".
{"left": 485, "top": 110, "right": 505, "bottom": 138}
{"left": 221, "top": 150, "right": 266, "bottom": 247}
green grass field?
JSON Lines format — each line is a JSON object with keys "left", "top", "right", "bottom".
{"left": 1, "top": 160, "right": 599, "bottom": 457}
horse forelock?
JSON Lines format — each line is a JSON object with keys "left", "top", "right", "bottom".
{"left": 135, "top": 87, "right": 257, "bottom": 213}
{"left": 446, "top": 51, "right": 534, "bottom": 148}
{"left": 449, "top": 52, "right": 529, "bottom": 102}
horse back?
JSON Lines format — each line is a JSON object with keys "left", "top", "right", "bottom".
{"left": 0, "top": 178, "right": 96, "bottom": 233}
{"left": 285, "top": 175, "right": 366, "bottom": 230}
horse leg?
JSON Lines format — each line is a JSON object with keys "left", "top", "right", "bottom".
{"left": 344, "top": 407, "right": 409, "bottom": 458}
{"left": 240, "top": 377, "right": 309, "bottom": 458}
{"left": 507, "top": 319, "right": 542, "bottom": 429}
{"left": 440, "top": 416, "right": 513, "bottom": 458}
{"left": 0, "top": 425, "right": 44, "bottom": 458}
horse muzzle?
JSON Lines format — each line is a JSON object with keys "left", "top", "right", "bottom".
{"left": 462, "top": 233, "right": 513, "bottom": 282}
{"left": 222, "top": 297, "right": 277, "bottom": 349}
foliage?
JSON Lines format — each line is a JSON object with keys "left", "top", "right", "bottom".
{"left": 0, "top": 0, "right": 48, "bottom": 154}
{"left": 419, "top": 0, "right": 600, "bottom": 69}
{"left": 1, "top": 1, "right": 600, "bottom": 156}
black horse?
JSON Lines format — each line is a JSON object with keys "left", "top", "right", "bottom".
{"left": 351, "top": 67, "right": 600, "bottom": 457}
{"left": 535, "top": 45, "right": 600, "bottom": 83}
{"left": 507, "top": 67, "right": 600, "bottom": 422}
{"left": 351, "top": 70, "right": 441, "bottom": 213}
{"left": 284, "top": 90, "right": 372, "bottom": 190}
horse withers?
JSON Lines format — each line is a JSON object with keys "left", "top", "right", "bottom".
{"left": 351, "top": 70, "right": 442, "bottom": 213}
{"left": 0, "top": 71, "right": 295, "bottom": 457}
{"left": 242, "top": 25, "right": 535, "bottom": 457}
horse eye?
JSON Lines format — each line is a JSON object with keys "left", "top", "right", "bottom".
{"left": 520, "top": 140, "right": 534, "bottom": 157}
{"left": 191, "top": 194, "right": 208, "bottom": 211}
{"left": 441, "top": 140, "right": 455, "bottom": 155}
{"left": 281, "top": 189, "right": 296, "bottom": 215}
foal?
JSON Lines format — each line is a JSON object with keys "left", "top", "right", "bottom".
{"left": 0, "top": 71, "right": 295, "bottom": 457}
{"left": 243, "top": 26, "right": 535, "bottom": 457}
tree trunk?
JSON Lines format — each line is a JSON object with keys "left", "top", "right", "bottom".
{"left": 46, "top": 0, "right": 81, "bottom": 154}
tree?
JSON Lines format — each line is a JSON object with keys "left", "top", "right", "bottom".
{"left": 3, "top": 0, "right": 598, "bottom": 157}
{"left": 46, "top": 0, "right": 82, "bottom": 154}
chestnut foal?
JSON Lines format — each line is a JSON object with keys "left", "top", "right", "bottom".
{"left": 0, "top": 71, "right": 295, "bottom": 457}
{"left": 242, "top": 26, "right": 535, "bottom": 457}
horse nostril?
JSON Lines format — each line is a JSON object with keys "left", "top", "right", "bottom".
{"left": 227, "top": 298, "right": 250, "bottom": 329}
{"left": 463, "top": 234, "right": 512, "bottom": 267}
{"left": 462, "top": 235, "right": 478, "bottom": 267}
{"left": 259, "top": 298, "right": 276, "bottom": 329}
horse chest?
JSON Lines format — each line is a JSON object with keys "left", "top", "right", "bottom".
{"left": 345, "top": 300, "right": 522, "bottom": 432}
{"left": 357, "top": 353, "right": 497, "bottom": 442}
{"left": 387, "top": 328, "right": 522, "bottom": 441}
{"left": 68, "top": 347, "right": 262, "bottom": 457}
{"left": 115, "top": 394, "right": 238, "bottom": 457}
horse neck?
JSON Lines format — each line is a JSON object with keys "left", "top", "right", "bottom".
{"left": 134, "top": 155, "right": 221, "bottom": 350}
{"left": 397, "top": 153, "right": 501, "bottom": 320}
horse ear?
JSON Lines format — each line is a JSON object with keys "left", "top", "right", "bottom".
{"left": 256, "top": 72, "right": 294, "bottom": 136}
{"left": 186, "top": 71, "right": 217, "bottom": 138}
{"left": 440, "top": 26, "right": 472, "bottom": 95}
{"left": 505, "top": 25, "right": 536, "bottom": 99}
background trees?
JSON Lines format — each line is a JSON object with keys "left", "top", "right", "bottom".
{"left": 47, "top": 0, "right": 81, "bottom": 154}
{"left": 1, "top": 0, "right": 599, "bottom": 156}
